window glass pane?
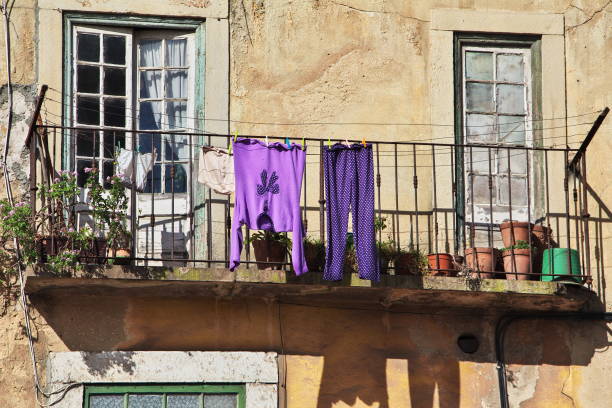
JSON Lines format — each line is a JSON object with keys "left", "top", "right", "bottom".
{"left": 166, "top": 101, "right": 187, "bottom": 129}
{"left": 165, "top": 134, "right": 189, "bottom": 160}
{"left": 128, "top": 394, "right": 163, "bottom": 408}
{"left": 104, "top": 130, "right": 125, "bottom": 158}
{"left": 498, "top": 115, "right": 526, "bottom": 145}
{"left": 103, "top": 160, "right": 114, "bottom": 189}
{"left": 76, "top": 129, "right": 100, "bottom": 157}
{"left": 139, "top": 102, "right": 162, "bottom": 130}
{"left": 499, "top": 177, "right": 527, "bottom": 206}
{"left": 103, "top": 35, "right": 126, "bottom": 65}
{"left": 138, "top": 133, "right": 162, "bottom": 156}
{"left": 76, "top": 95, "right": 100, "bottom": 125}
{"left": 145, "top": 164, "right": 162, "bottom": 193}
{"left": 497, "top": 54, "right": 524, "bottom": 83}
{"left": 77, "top": 65, "right": 100, "bottom": 94}
{"left": 469, "top": 175, "right": 495, "bottom": 205}
{"left": 166, "top": 70, "right": 188, "bottom": 98}
{"left": 104, "top": 67, "right": 126, "bottom": 96}
{"left": 466, "top": 114, "right": 495, "bottom": 143}
{"left": 76, "top": 159, "right": 95, "bottom": 188}
{"left": 467, "top": 147, "right": 493, "bottom": 174}
{"left": 166, "top": 39, "right": 187, "bottom": 66}
{"left": 140, "top": 70, "right": 162, "bottom": 99}
{"left": 139, "top": 40, "right": 162, "bottom": 67}
{"left": 104, "top": 98, "right": 126, "bottom": 127}
{"left": 165, "top": 164, "right": 188, "bottom": 193}
{"left": 466, "top": 83, "right": 494, "bottom": 112}
{"left": 167, "top": 394, "right": 200, "bottom": 408}
{"left": 465, "top": 51, "right": 493, "bottom": 81}
{"left": 498, "top": 148, "right": 528, "bottom": 174}
{"left": 90, "top": 395, "right": 124, "bottom": 408}
{"left": 77, "top": 33, "right": 99, "bottom": 62}
{"left": 203, "top": 394, "right": 237, "bottom": 408}
{"left": 497, "top": 84, "right": 525, "bottom": 114}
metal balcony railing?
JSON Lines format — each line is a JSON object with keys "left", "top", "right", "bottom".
{"left": 27, "top": 93, "right": 609, "bottom": 284}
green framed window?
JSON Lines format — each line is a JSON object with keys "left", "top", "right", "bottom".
{"left": 83, "top": 384, "right": 246, "bottom": 408}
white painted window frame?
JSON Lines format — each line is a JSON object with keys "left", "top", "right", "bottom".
{"left": 461, "top": 44, "right": 535, "bottom": 224}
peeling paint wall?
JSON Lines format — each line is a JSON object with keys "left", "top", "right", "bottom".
{"left": 0, "top": 0, "right": 611, "bottom": 407}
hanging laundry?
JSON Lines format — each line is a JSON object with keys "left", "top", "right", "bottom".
{"left": 323, "top": 143, "right": 379, "bottom": 282}
{"left": 116, "top": 148, "right": 156, "bottom": 192}
{"left": 197, "top": 146, "right": 234, "bottom": 195}
{"left": 230, "top": 138, "right": 307, "bottom": 275}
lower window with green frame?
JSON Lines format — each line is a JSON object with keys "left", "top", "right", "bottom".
{"left": 84, "top": 384, "right": 246, "bottom": 408}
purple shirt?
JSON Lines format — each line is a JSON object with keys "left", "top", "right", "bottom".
{"left": 230, "top": 138, "right": 307, "bottom": 275}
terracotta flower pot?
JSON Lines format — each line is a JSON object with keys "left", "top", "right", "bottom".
{"left": 107, "top": 247, "right": 131, "bottom": 265}
{"left": 531, "top": 225, "right": 554, "bottom": 279}
{"left": 502, "top": 249, "right": 532, "bottom": 280}
{"left": 427, "top": 253, "right": 456, "bottom": 277}
{"left": 500, "top": 221, "right": 531, "bottom": 248}
{"left": 465, "top": 247, "right": 498, "bottom": 279}
{"left": 394, "top": 253, "right": 421, "bottom": 275}
{"left": 252, "top": 239, "right": 286, "bottom": 270}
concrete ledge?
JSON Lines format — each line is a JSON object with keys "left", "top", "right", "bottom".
{"left": 431, "top": 8, "right": 564, "bottom": 35}
{"left": 25, "top": 267, "right": 599, "bottom": 313}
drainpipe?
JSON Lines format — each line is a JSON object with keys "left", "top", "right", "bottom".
{"left": 495, "top": 311, "right": 612, "bottom": 408}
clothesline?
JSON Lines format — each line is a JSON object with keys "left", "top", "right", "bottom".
{"left": 44, "top": 87, "right": 601, "bottom": 129}
{"left": 36, "top": 123, "right": 584, "bottom": 153}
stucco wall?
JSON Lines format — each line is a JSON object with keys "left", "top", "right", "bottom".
{"left": 0, "top": 0, "right": 611, "bottom": 407}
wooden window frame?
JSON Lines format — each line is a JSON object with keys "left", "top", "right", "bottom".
{"left": 453, "top": 33, "right": 542, "bottom": 249}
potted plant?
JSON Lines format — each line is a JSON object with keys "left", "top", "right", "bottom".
{"left": 377, "top": 240, "right": 396, "bottom": 275}
{"left": 394, "top": 246, "right": 427, "bottom": 275}
{"left": 465, "top": 247, "right": 499, "bottom": 279}
{"left": 375, "top": 217, "right": 396, "bottom": 274}
{"left": 499, "top": 220, "right": 531, "bottom": 248}
{"left": 86, "top": 169, "right": 131, "bottom": 265}
{"left": 344, "top": 232, "right": 357, "bottom": 274}
{"left": 501, "top": 240, "right": 533, "bottom": 280}
{"left": 35, "top": 170, "right": 104, "bottom": 270}
{"left": 247, "top": 231, "right": 290, "bottom": 270}
{"left": 303, "top": 236, "right": 325, "bottom": 272}
{"left": 427, "top": 253, "right": 456, "bottom": 277}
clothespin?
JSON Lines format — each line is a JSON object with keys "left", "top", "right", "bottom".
{"left": 344, "top": 137, "right": 351, "bottom": 148}
{"left": 285, "top": 137, "right": 291, "bottom": 149}
{"left": 233, "top": 130, "right": 238, "bottom": 143}
{"left": 227, "top": 135, "right": 232, "bottom": 155}
{"left": 301, "top": 136, "right": 305, "bottom": 150}
{"left": 361, "top": 137, "right": 367, "bottom": 148}
{"left": 327, "top": 135, "right": 332, "bottom": 148}
{"left": 265, "top": 135, "right": 269, "bottom": 146}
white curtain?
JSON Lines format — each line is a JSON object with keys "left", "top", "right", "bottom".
{"left": 165, "top": 39, "right": 187, "bottom": 129}
{"left": 139, "top": 40, "right": 162, "bottom": 130}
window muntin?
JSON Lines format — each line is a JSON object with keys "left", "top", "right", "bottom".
{"left": 84, "top": 385, "right": 244, "bottom": 408}
{"left": 461, "top": 45, "right": 533, "bottom": 225}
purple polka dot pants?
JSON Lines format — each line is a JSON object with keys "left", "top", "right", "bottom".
{"left": 323, "top": 143, "right": 379, "bottom": 282}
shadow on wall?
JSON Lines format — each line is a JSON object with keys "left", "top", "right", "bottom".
{"left": 31, "top": 296, "right": 611, "bottom": 407}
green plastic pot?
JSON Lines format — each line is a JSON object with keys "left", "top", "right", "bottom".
{"left": 541, "top": 248, "right": 581, "bottom": 283}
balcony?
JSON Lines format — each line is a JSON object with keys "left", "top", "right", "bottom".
{"left": 22, "top": 103, "right": 609, "bottom": 313}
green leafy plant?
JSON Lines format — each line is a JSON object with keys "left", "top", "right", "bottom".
{"left": 85, "top": 168, "right": 131, "bottom": 252}
{"left": 0, "top": 200, "right": 36, "bottom": 264}
{"left": 395, "top": 245, "right": 428, "bottom": 275}
{"left": 246, "top": 230, "right": 292, "bottom": 249}
{"left": 501, "top": 240, "right": 531, "bottom": 252}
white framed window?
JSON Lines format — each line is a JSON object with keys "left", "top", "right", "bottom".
{"left": 71, "top": 25, "right": 194, "bottom": 195}
{"left": 461, "top": 45, "right": 534, "bottom": 225}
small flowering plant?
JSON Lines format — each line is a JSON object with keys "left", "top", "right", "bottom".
{"left": 37, "top": 169, "right": 81, "bottom": 236}
{"left": 0, "top": 200, "right": 36, "bottom": 265}
{"left": 85, "top": 168, "right": 131, "bottom": 253}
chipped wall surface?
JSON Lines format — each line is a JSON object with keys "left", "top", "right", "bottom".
{"left": 0, "top": 0, "right": 611, "bottom": 407}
